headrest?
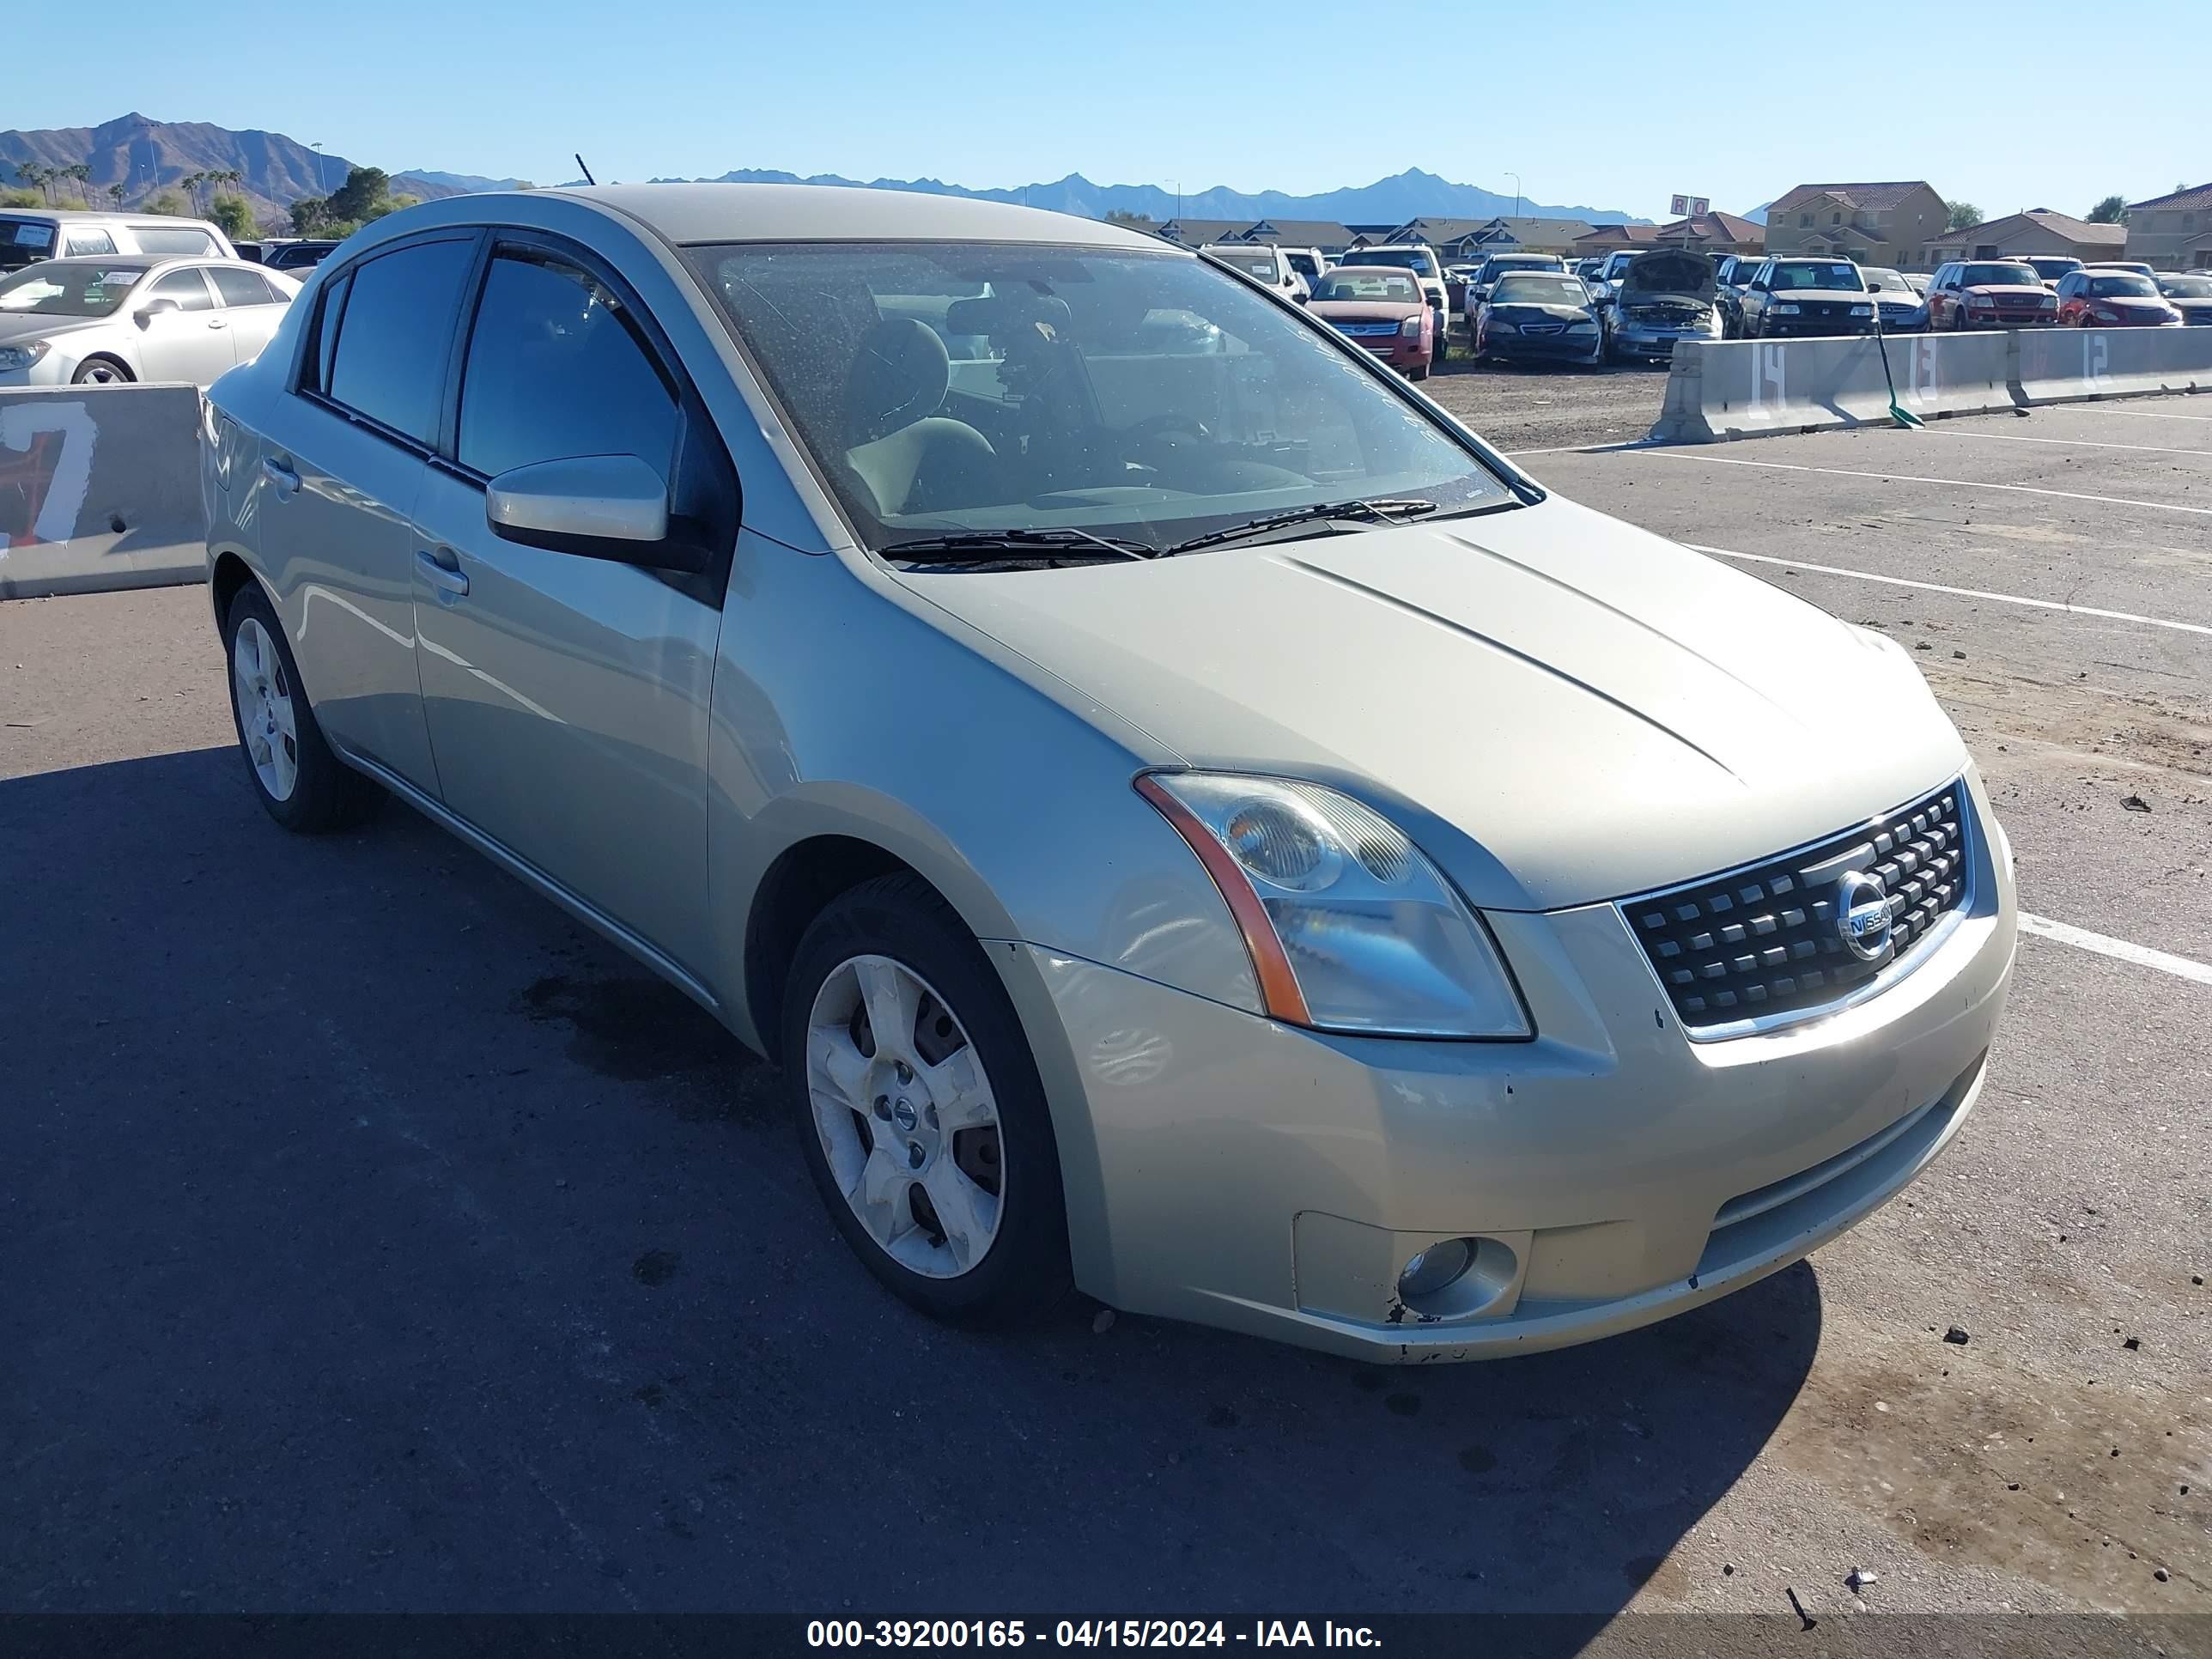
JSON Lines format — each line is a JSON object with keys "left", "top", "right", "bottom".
{"left": 845, "top": 318, "right": 951, "bottom": 442}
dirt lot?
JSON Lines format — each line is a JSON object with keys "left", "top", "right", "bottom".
{"left": 1424, "top": 354, "right": 1672, "bottom": 453}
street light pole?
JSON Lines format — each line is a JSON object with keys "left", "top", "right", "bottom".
{"left": 312, "top": 142, "right": 328, "bottom": 195}
{"left": 1507, "top": 172, "right": 1522, "bottom": 219}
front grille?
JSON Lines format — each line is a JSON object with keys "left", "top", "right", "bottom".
{"left": 1334, "top": 320, "right": 1401, "bottom": 338}
{"left": 1626, "top": 781, "right": 1972, "bottom": 1033}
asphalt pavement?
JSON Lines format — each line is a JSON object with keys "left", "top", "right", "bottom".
{"left": 2, "top": 391, "right": 2207, "bottom": 1624}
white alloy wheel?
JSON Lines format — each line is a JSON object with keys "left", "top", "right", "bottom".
{"left": 232, "top": 616, "right": 300, "bottom": 802}
{"left": 805, "top": 953, "right": 1004, "bottom": 1279}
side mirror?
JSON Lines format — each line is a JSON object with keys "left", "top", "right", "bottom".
{"left": 136, "top": 298, "right": 180, "bottom": 329}
{"left": 485, "top": 453, "right": 703, "bottom": 573}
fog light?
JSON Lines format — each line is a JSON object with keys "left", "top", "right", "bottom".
{"left": 1398, "top": 1238, "right": 1474, "bottom": 1299}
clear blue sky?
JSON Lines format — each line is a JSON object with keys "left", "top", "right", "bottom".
{"left": 12, "top": 0, "right": 2206, "bottom": 219}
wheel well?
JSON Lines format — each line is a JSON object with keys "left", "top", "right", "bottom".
{"left": 210, "top": 550, "right": 254, "bottom": 629}
{"left": 76, "top": 354, "right": 133, "bottom": 380}
{"left": 744, "top": 836, "right": 923, "bottom": 1062}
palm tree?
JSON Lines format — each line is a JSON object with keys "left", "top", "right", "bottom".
{"left": 16, "top": 161, "right": 52, "bottom": 205}
{"left": 108, "top": 183, "right": 128, "bottom": 209}
{"left": 63, "top": 163, "right": 93, "bottom": 205}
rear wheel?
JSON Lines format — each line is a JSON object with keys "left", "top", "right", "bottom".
{"left": 783, "top": 873, "right": 1073, "bottom": 1326}
{"left": 222, "top": 584, "right": 381, "bottom": 833}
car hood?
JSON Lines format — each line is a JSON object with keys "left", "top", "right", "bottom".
{"left": 1768, "top": 288, "right": 1866, "bottom": 304}
{"left": 1488, "top": 302, "right": 1595, "bottom": 320}
{"left": 1620, "top": 249, "right": 1716, "bottom": 301}
{"left": 1963, "top": 283, "right": 2047, "bottom": 299}
{"left": 904, "top": 498, "right": 1966, "bottom": 910}
{"left": 0, "top": 313, "right": 110, "bottom": 347}
{"left": 1310, "top": 300, "right": 1423, "bottom": 322}
{"left": 2089, "top": 295, "right": 2173, "bottom": 311}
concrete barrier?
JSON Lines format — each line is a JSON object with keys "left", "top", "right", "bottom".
{"left": 0, "top": 385, "right": 207, "bottom": 601}
{"left": 1649, "top": 333, "right": 2014, "bottom": 443}
{"left": 2014, "top": 325, "right": 2212, "bottom": 405}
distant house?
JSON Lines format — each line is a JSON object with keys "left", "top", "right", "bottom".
{"left": 1234, "top": 218, "right": 1357, "bottom": 255}
{"left": 1571, "top": 224, "right": 1662, "bottom": 258}
{"left": 1655, "top": 210, "right": 1764, "bottom": 258}
{"left": 1925, "top": 209, "right": 2124, "bottom": 268}
{"left": 1763, "top": 181, "right": 1948, "bottom": 268}
{"left": 1152, "top": 218, "right": 1249, "bottom": 248}
{"left": 2124, "top": 183, "right": 2212, "bottom": 270}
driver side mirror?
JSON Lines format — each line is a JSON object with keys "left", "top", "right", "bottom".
{"left": 485, "top": 453, "right": 705, "bottom": 574}
{"left": 135, "top": 297, "right": 180, "bottom": 329}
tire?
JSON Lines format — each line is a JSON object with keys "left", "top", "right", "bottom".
{"left": 71, "top": 356, "right": 132, "bottom": 386}
{"left": 1409, "top": 360, "right": 1431, "bottom": 381}
{"left": 222, "top": 583, "right": 381, "bottom": 833}
{"left": 783, "top": 872, "right": 1073, "bottom": 1327}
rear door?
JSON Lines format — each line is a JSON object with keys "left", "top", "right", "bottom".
{"left": 255, "top": 232, "right": 483, "bottom": 795}
{"left": 132, "top": 267, "right": 235, "bottom": 385}
{"left": 405, "top": 234, "right": 733, "bottom": 975}
{"left": 204, "top": 264, "right": 292, "bottom": 366}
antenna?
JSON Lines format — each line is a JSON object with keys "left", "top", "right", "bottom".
{"left": 574, "top": 153, "right": 598, "bottom": 186}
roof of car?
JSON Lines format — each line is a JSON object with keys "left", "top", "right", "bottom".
{"left": 531, "top": 183, "right": 1163, "bottom": 250}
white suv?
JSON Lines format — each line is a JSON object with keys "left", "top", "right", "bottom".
{"left": 0, "top": 208, "right": 239, "bottom": 273}
{"left": 1198, "top": 243, "right": 1309, "bottom": 301}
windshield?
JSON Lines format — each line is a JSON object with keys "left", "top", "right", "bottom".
{"left": 1311, "top": 270, "right": 1419, "bottom": 302}
{"left": 2160, "top": 276, "right": 2212, "bottom": 299}
{"left": 1352, "top": 246, "right": 1438, "bottom": 277}
{"left": 1861, "top": 268, "right": 1912, "bottom": 294}
{"left": 1961, "top": 264, "right": 2039, "bottom": 288}
{"left": 689, "top": 242, "right": 1514, "bottom": 556}
{"left": 1491, "top": 275, "right": 1589, "bottom": 307}
{"left": 1486, "top": 257, "right": 1557, "bottom": 278}
{"left": 0, "top": 260, "right": 149, "bottom": 317}
{"left": 2025, "top": 258, "right": 2078, "bottom": 276}
{"left": 1770, "top": 263, "right": 1860, "bottom": 290}
{"left": 2085, "top": 273, "right": 2159, "bottom": 298}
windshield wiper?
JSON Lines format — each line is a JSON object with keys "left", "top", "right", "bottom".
{"left": 878, "top": 527, "right": 1160, "bottom": 566}
{"left": 1160, "top": 498, "right": 1437, "bottom": 556}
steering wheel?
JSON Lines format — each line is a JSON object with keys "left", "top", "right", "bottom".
{"left": 1125, "top": 412, "right": 1213, "bottom": 453}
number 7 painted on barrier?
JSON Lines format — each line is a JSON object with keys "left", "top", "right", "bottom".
{"left": 0, "top": 398, "right": 99, "bottom": 552}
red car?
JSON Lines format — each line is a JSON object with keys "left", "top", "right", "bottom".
{"left": 1924, "top": 260, "right": 2057, "bottom": 330}
{"left": 1306, "top": 266, "right": 1435, "bottom": 379}
{"left": 2054, "top": 267, "right": 2185, "bottom": 328}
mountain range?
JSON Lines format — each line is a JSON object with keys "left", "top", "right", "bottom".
{"left": 2, "top": 114, "right": 1653, "bottom": 229}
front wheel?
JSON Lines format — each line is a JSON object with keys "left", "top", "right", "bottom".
{"left": 223, "top": 584, "right": 381, "bottom": 832}
{"left": 71, "top": 356, "right": 132, "bottom": 386}
{"left": 784, "top": 873, "right": 1073, "bottom": 1327}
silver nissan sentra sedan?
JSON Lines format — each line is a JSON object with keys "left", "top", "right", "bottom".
{"left": 199, "top": 185, "right": 2016, "bottom": 1361}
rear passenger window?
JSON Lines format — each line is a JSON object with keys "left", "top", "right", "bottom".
{"left": 324, "top": 238, "right": 477, "bottom": 444}
{"left": 456, "top": 251, "right": 678, "bottom": 482}
{"left": 132, "top": 226, "right": 218, "bottom": 257}
{"left": 209, "top": 266, "right": 278, "bottom": 307}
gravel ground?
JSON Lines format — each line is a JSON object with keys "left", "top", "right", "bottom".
{"left": 1423, "top": 352, "right": 1672, "bottom": 453}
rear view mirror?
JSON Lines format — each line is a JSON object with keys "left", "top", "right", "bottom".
{"left": 485, "top": 453, "right": 703, "bottom": 572}
{"left": 136, "top": 298, "right": 179, "bottom": 329}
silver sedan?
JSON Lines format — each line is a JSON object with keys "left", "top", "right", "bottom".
{"left": 200, "top": 186, "right": 2016, "bottom": 1361}
{"left": 0, "top": 255, "right": 300, "bottom": 387}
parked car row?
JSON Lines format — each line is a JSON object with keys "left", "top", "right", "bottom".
{"left": 0, "top": 253, "right": 301, "bottom": 386}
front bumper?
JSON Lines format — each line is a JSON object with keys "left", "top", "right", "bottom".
{"left": 1758, "top": 315, "right": 1875, "bottom": 337}
{"left": 1485, "top": 327, "right": 1602, "bottom": 362}
{"left": 1611, "top": 321, "right": 1721, "bottom": 359}
{"left": 1010, "top": 772, "right": 2015, "bottom": 1362}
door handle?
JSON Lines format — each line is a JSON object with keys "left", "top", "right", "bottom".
{"left": 416, "top": 548, "right": 470, "bottom": 598}
{"left": 208, "top": 318, "right": 228, "bottom": 330}
{"left": 261, "top": 457, "right": 300, "bottom": 495}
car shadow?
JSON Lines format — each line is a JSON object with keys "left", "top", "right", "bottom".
{"left": 2, "top": 746, "right": 1820, "bottom": 1621}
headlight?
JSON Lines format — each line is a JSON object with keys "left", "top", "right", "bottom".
{"left": 2037, "top": 294, "right": 2057, "bottom": 307}
{"left": 1566, "top": 319, "right": 1597, "bottom": 332}
{"left": 1773, "top": 302, "right": 1802, "bottom": 314}
{"left": 1850, "top": 304, "right": 1873, "bottom": 318}
{"left": 1137, "top": 773, "right": 1532, "bottom": 1038}
{"left": 1488, "top": 317, "right": 1519, "bottom": 334}
{"left": 1399, "top": 315, "right": 1423, "bottom": 337}
{"left": 0, "top": 340, "right": 51, "bottom": 372}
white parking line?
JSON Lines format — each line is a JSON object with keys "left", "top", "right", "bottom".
{"left": 1932, "top": 428, "right": 2212, "bottom": 458}
{"left": 2020, "top": 914, "right": 2212, "bottom": 988}
{"left": 1644, "top": 451, "right": 2212, "bottom": 517}
{"left": 1681, "top": 544, "right": 2212, "bottom": 639}
{"left": 2068, "top": 406, "right": 2212, "bottom": 423}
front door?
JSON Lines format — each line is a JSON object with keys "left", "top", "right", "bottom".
{"left": 408, "top": 240, "right": 728, "bottom": 978}
{"left": 131, "top": 267, "right": 235, "bottom": 386}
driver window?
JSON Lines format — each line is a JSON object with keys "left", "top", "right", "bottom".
{"left": 143, "top": 269, "right": 214, "bottom": 312}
